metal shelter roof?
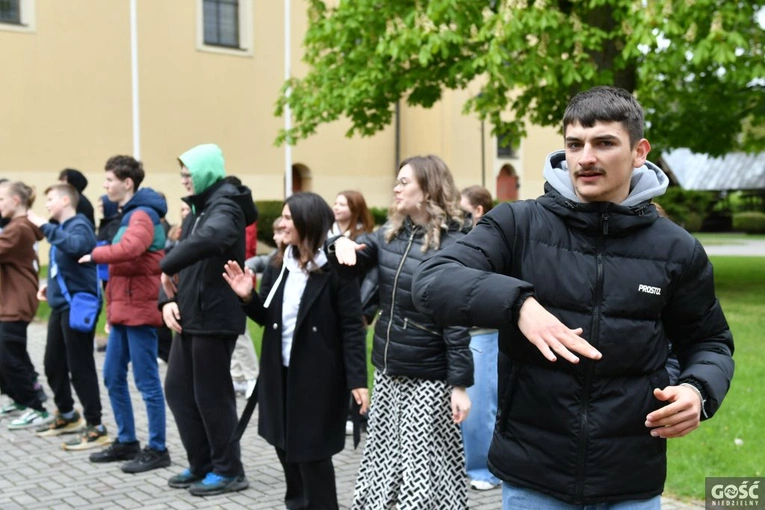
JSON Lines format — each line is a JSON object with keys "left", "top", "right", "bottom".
{"left": 661, "top": 149, "right": 765, "bottom": 191}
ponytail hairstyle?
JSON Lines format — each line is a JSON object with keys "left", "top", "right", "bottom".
{"left": 5, "top": 181, "right": 37, "bottom": 210}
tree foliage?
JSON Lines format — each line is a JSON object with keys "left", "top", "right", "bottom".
{"left": 276, "top": 0, "right": 765, "bottom": 156}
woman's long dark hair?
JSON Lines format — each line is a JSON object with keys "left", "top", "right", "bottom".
{"left": 276, "top": 192, "right": 334, "bottom": 272}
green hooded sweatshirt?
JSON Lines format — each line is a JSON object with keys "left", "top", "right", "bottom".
{"left": 178, "top": 143, "right": 226, "bottom": 195}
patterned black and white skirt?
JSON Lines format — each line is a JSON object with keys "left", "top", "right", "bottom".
{"left": 351, "top": 370, "right": 468, "bottom": 510}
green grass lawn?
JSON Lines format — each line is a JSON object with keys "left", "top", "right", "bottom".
{"left": 664, "top": 256, "right": 764, "bottom": 501}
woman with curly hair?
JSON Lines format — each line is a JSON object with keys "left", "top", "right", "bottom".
{"left": 331, "top": 155, "right": 473, "bottom": 509}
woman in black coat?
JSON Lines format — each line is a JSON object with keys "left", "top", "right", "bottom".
{"left": 223, "top": 192, "right": 369, "bottom": 510}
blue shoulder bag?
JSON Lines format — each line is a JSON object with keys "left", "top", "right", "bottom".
{"left": 50, "top": 246, "right": 101, "bottom": 333}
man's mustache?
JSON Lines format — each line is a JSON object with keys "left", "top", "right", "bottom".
{"left": 574, "top": 167, "right": 605, "bottom": 177}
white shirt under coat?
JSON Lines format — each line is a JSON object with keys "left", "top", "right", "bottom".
{"left": 280, "top": 245, "right": 328, "bottom": 367}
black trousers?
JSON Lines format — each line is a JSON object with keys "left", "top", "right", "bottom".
{"left": 155, "top": 326, "right": 172, "bottom": 364}
{"left": 165, "top": 332, "right": 242, "bottom": 477}
{"left": 0, "top": 321, "right": 44, "bottom": 412}
{"left": 45, "top": 309, "right": 102, "bottom": 425}
{"left": 276, "top": 448, "right": 338, "bottom": 510}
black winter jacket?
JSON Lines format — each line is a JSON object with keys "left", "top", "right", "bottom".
{"left": 413, "top": 189, "right": 734, "bottom": 504}
{"left": 159, "top": 180, "right": 258, "bottom": 335}
{"left": 342, "top": 219, "right": 473, "bottom": 387}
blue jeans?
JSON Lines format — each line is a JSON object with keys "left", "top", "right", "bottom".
{"left": 103, "top": 325, "right": 166, "bottom": 450}
{"left": 462, "top": 331, "right": 501, "bottom": 485}
{"left": 502, "top": 483, "right": 661, "bottom": 510}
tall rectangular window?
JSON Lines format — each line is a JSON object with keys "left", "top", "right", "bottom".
{"left": 203, "top": 0, "right": 240, "bottom": 48}
{"left": 0, "top": 0, "right": 21, "bottom": 24}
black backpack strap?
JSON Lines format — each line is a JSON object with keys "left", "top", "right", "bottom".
{"left": 231, "top": 378, "right": 259, "bottom": 443}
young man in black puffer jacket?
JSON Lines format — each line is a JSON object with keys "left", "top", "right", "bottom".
{"left": 413, "top": 86, "right": 734, "bottom": 509}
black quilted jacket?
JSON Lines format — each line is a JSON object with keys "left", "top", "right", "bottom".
{"left": 342, "top": 218, "right": 473, "bottom": 387}
{"left": 413, "top": 188, "right": 734, "bottom": 504}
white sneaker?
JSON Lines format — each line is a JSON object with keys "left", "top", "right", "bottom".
{"left": 245, "top": 379, "right": 257, "bottom": 399}
{"left": 470, "top": 480, "right": 500, "bottom": 491}
{"left": 8, "top": 409, "right": 53, "bottom": 430}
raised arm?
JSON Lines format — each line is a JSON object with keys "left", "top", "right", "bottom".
{"left": 161, "top": 199, "right": 243, "bottom": 275}
{"left": 90, "top": 210, "right": 154, "bottom": 264}
{"left": 412, "top": 204, "right": 534, "bottom": 329}
{"left": 42, "top": 222, "right": 96, "bottom": 258}
{"left": 327, "top": 228, "right": 381, "bottom": 275}
{"left": 413, "top": 204, "right": 600, "bottom": 364}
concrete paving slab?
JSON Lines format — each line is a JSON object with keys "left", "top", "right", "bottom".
{"left": 0, "top": 321, "right": 704, "bottom": 509}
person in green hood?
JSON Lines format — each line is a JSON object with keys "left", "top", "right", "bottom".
{"left": 159, "top": 143, "right": 258, "bottom": 497}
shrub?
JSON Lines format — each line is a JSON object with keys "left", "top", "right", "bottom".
{"left": 255, "top": 200, "right": 284, "bottom": 245}
{"left": 657, "top": 188, "right": 716, "bottom": 232}
{"left": 732, "top": 212, "right": 765, "bottom": 234}
{"left": 684, "top": 212, "right": 703, "bottom": 233}
{"left": 369, "top": 206, "right": 388, "bottom": 226}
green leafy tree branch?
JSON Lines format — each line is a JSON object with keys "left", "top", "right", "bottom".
{"left": 276, "top": 0, "right": 765, "bottom": 156}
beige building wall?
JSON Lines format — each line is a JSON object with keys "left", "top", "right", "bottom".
{"left": 1, "top": 0, "right": 555, "bottom": 263}
{"left": 515, "top": 124, "right": 562, "bottom": 200}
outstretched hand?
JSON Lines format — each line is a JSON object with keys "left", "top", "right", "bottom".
{"left": 222, "top": 260, "right": 254, "bottom": 299}
{"left": 333, "top": 237, "right": 366, "bottom": 266}
{"left": 26, "top": 210, "right": 47, "bottom": 228}
{"left": 517, "top": 297, "right": 602, "bottom": 364}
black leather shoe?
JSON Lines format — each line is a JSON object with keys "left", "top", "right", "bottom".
{"left": 89, "top": 440, "right": 140, "bottom": 463}
{"left": 121, "top": 446, "right": 171, "bottom": 474}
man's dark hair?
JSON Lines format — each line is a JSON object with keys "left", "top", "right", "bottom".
{"left": 104, "top": 155, "right": 145, "bottom": 190}
{"left": 563, "top": 86, "right": 644, "bottom": 147}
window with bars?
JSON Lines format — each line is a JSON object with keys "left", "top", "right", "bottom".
{"left": 203, "top": 0, "right": 240, "bottom": 48}
{"left": 0, "top": 0, "right": 21, "bottom": 24}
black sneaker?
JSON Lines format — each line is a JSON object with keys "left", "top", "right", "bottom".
{"left": 188, "top": 472, "right": 249, "bottom": 496}
{"left": 168, "top": 468, "right": 205, "bottom": 489}
{"left": 121, "top": 446, "right": 171, "bottom": 474}
{"left": 89, "top": 440, "right": 141, "bottom": 463}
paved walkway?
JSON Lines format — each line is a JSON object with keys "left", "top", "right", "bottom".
{"left": 1, "top": 324, "right": 705, "bottom": 509}
{"left": 702, "top": 238, "right": 765, "bottom": 256}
